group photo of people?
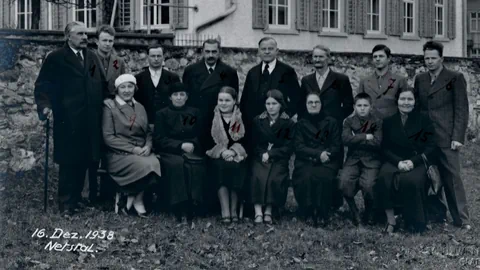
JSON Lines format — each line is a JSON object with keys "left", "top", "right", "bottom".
{"left": 34, "top": 21, "right": 471, "bottom": 236}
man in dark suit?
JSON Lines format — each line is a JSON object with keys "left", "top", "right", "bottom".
{"left": 91, "top": 25, "right": 127, "bottom": 204}
{"left": 358, "top": 44, "right": 408, "bottom": 120}
{"left": 240, "top": 37, "right": 301, "bottom": 149}
{"left": 183, "top": 39, "right": 239, "bottom": 149}
{"left": 34, "top": 21, "right": 109, "bottom": 215}
{"left": 415, "top": 41, "right": 471, "bottom": 231}
{"left": 299, "top": 45, "right": 354, "bottom": 210}
{"left": 134, "top": 45, "right": 181, "bottom": 125}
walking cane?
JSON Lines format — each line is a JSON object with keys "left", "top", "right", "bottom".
{"left": 44, "top": 117, "right": 50, "bottom": 212}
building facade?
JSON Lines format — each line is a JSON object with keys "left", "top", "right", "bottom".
{"left": 0, "top": 0, "right": 466, "bottom": 56}
{"left": 467, "top": 0, "right": 480, "bottom": 57}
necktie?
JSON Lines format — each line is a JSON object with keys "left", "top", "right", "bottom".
{"left": 263, "top": 64, "right": 270, "bottom": 80}
{"left": 76, "top": 51, "right": 84, "bottom": 67}
{"left": 430, "top": 75, "right": 436, "bottom": 86}
{"left": 208, "top": 67, "right": 214, "bottom": 74}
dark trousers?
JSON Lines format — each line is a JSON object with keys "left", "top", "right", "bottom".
{"left": 340, "top": 162, "right": 379, "bottom": 201}
{"left": 58, "top": 163, "right": 89, "bottom": 209}
{"left": 436, "top": 147, "right": 469, "bottom": 225}
{"left": 87, "top": 161, "right": 99, "bottom": 201}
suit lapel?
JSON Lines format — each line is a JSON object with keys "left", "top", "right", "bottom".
{"left": 306, "top": 73, "right": 321, "bottom": 93}
{"left": 251, "top": 64, "right": 262, "bottom": 93}
{"left": 320, "top": 70, "right": 335, "bottom": 94}
{"left": 106, "top": 55, "right": 117, "bottom": 81}
{"left": 63, "top": 47, "right": 84, "bottom": 75}
{"left": 365, "top": 75, "right": 384, "bottom": 97}
{"left": 429, "top": 68, "right": 453, "bottom": 96}
{"left": 201, "top": 61, "right": 223, "bottom": 91}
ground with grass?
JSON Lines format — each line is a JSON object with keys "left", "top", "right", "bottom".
{"left": 1, "top": 142, "right": 480, "bottom": 270}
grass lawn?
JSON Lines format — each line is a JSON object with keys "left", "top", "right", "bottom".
{"left": 1, "top": 142, "right": 480, "bottom": 270}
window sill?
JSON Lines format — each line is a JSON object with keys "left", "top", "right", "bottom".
{"left": 400, "top": 34, "right": 421, "bottom": 41}
{"left": 432, "top": 36, "right": 450, "bottom": 42}
{"left": 318, "top": 31, "right": 348, "bottom": 38}
{"left": 363, "top": 33, "right": 388, "bottom": 40}
{"left": 264, "top": 28, "right": 299, "bottom": 35}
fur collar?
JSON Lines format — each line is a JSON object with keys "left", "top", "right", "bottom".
{"left": 115, "top": 95, "right": 138, "bottom": 105}
{"left": 259, "top": 111, "right": 290, "bottom": 120}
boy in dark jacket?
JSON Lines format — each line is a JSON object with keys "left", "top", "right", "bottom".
{"left": 340, "top": 93, "right": 382, "bottom": 226}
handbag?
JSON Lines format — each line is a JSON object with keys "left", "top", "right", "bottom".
{"left": 421, "top": 153, "right": 442, "bottom": 195}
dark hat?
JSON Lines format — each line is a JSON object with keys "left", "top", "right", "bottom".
{"left": 168, "top": 82, "right": 189, "bottom": 96}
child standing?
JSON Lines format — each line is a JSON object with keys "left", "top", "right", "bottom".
{"left": 340, "top": 93, "right": 382, "bottom": 226}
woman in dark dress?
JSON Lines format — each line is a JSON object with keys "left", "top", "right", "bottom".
{"left": 206, "top": 86, "right": 248, "bottom": 224}
{"left": 293, "top": 92, "right": 342, "bottom": 227}
{"left": 250, "top": 90, "right": 295, "bottom": 224}
{"left": 375, "top": 88, "right": 437, "bottom": 234}
{"left": 102, "top": 74, "right": 161, "bottom": 217}
{"left": 153, "top": 82, "right": 206, "bottom": 223}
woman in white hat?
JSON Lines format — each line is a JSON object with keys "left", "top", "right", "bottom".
{"left": 102, "top": 74, "right": 161, "bottom": 217}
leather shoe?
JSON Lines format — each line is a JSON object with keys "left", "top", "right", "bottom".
{"left": 461, "top": 224, "right": 472, "bottom": 231}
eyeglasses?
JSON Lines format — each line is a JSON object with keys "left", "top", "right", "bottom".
{"left": 307, "top": 101, "right": 321, "bottom": 105}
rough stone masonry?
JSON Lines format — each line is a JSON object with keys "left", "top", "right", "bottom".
{"left": 1, "top": 39, "right": 480, "bottom": 175}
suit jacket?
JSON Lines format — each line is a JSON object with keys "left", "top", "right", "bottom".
{"left": 382, "top": 110, "right": 437, "bottom": 167}
{"left": 240, "top": 60, "right": 301, "bottom": 124}
{"left": 358, "top": 70, "right": 408, "bottom": 119}
{"left": 294, "top": 114, "right": 342, "bottom": 171}
{"left": 96, "top": 51, "right": 126, "bottom": 95}
{"left": 34, "top": 44, "right": 108, "bottom": 164}
{"left": 134, "top": 67, "right": 181, "bottom": 124}
{"left": 299, "top": 69, "right": 354, "bottom": 122}
{"left": 414, "top": 66, "right": 469, "bottom": 147}
{"left": 183, "top": 59, "right": 239, "bottom": 118}
{"left": 342, "top": 113, "right": 382, "bottom": 168}
{"left": 102, "top": 97, "right": 152, "bottom": 155}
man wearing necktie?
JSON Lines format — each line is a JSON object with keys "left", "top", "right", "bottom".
{"left": 34, "top": 21, "right": 109, "bottom": 216}
{"left": 133, "top": 45, "right": 180, "bottom": 125}
{"left": 298, "top": 45, "right": 354, "bottom": 211}
{"left": 415, "top": 41, "right": 471, "bottom": 231}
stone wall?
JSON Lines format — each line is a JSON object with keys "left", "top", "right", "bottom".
{"left": 1, "top": 38, "right": 480, "bottom": 174}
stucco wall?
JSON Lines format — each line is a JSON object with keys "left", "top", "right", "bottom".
{"left": 0, "top": 37, "right": 479, "bottom": 175}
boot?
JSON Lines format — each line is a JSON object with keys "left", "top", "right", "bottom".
{"left": 362, "top": 198, "right": 375, "bottom": 225}
{"left": 345, "top": 197, "right": 361, "bottom": 226}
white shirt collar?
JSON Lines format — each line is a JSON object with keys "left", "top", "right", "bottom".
{"left": 262, "top": 58, "right": 277, "bottom": 74}
{"left": 149, "top": 67, "right": 162, "bottom": 76}
{"left": 69, "top": 45, "right": 82, "bottom": 57}
{"left": 115, "top": 95, "right": 137, "bottom": 105}
{"left": 316, "top": 68, "right": 330, "bottom": 80}
{"left": 205, "top": 61, "right": 217, "bottom": 71}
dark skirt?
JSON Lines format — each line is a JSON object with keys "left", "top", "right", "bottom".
{"left": 116, "top": 172, "right": 158, "bottom": 195}
{"left": 375, "top": 162, "right": 429, "bottom": 227}
{"left": 208, "top": 157, "right": 246, "bottom": 191}
{"left": 160, "top": 152, "right": 206, "bottom": 206}
{"left": 249, "top": 159, "right": 289, "bottom": 206}
{"left": 293, "top": 160, "right": 337, "bottom": 215}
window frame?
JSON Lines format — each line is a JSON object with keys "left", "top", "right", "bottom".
{"left": 471, "top": 12, "right": 480, "bottom": 33}
{"left": 434, "top": 0, "right": 445, "bottom": 37}
{"left": 47, "top": 2, "right": 53, "bottom": 30}
{"left": 139, "top": 0, "right": 172, "bottom": 29}
{"left": 472, "top": 48, "right": 480, "bottom": 58}
{"left": 402, "top": 0, "right": 415, "bottom": 36}
{"left": 15, "top": 0, "right": 32, "bottom": 30}
{"left": 71, "top": 0, "right": 98, "bottom": 29}
{"left": 267, "top": 0, "right": 292, "bottom": 30}
{"left": 321, "top": 0, "right": 341, "bottom": 32}
{"left": 367, "top": 0, "right": 382, "bottom": 34}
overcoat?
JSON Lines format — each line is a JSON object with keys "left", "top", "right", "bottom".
{"left": 153, "top": 104, "right": 205, "bottom": 206}
{"left": 96, "top": 51, "right": 127, "bottom": 95}
{"left": 134, "top": 68, "right": 181, "bottom": 124}
{"left": 293, "top": 113, "right": 342, "bottom": 208}
{"left": 34, "top": 44, "right": 109, "bottom": 164}
{"left": 183, "top": 59, "right": 239, "bottom": 149}
{"left": 249, "top": 111, "right": 295, "bottom": 206}
{"left": 102, "top": 97, "right": 161, "bottom": 186}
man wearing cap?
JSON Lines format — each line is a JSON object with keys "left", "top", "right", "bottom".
{"left": 34, "top": 21, "right": 109, "bottom": 215}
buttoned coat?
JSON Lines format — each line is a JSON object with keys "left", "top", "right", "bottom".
{"left": 358, "top": 71, "right": 408, "bottom": 119}
{"left": 342, "top": 113, "right": 383, "bottom": 168}
{"left": 96, "top": 51, "right": 126, "bottom": 95}
{"left": 414, "top": 67, "right": 469, "bottom": 148}
{"left": 34, "top": 44, "right": 108, "bottom": 164}
{"left": 299, "top": 70, "right": 354, "bottom": 122}
{"left": 134, "top": 67, "right": 181, "bottom": 124}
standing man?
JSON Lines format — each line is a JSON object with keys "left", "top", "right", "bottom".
{"left": 415, "top": 41, "right": 470, "bottom": 230}
{"left": 183, "top": 39, "right": 239, "bottom": 149}
{"left": 299, "top": 45, "right": 354, "bottom": 210}
{"left": 92, "top": 25, "right": 127, "bottom": 204}
{"left": 358, "top": 44, "right": 408, "bottom": 119}
{"left": 34, "top": 21, "right": 109, "bottom": 215}
{"left": 134, "top": 45, "right": 180, "bottom": 125}
{"left": 240, "top": 37, "right": 301, "bottom": 149}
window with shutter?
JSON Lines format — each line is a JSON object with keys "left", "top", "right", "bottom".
{"left": 296, "top": 0, "right": 308, "bottom": 30}
{"left": 309, "top": 0, "right": 322, "bottom": 31}
{"left": 347, "top": 0, "right": 366, "bottom": 34}
{"left": 402, "top": 0, "right": 414, "bottom": 35}
{"left": 434, "top": 0, "right": 445, "bottom": 37}
{"left": 252, "top": 0, "right": 268, "bottom": 29}
{"left": 118, "top": 0, "right": 131, "bottom": 29}
{"left": 322, "top": 0, "right": 341, "bottom": 32}
{"left": 419, "top": 0, "right": 434, "bottom": 38}
{"left": 172, "top": 0, "right": 188, "bottom": 29}
{"left": 446, "top": 0, "right": 455, "bottom": 39}
{"left": 268, "top": 0, "right": 292, "bottom": 29}
{"left": 367, "top": 0, "right": 381, "bottom": 33}
{"left": 141, "top": 0, "right": 171, "bottom": 28}
{"left": 471, "top": 12, "right": 479, "bottom": 33}
{"left": 72, "top": 0, "right": 97, "bottom": 28}
{"left": 15, "top": 0, "right": 32, "bottom": 29}
{"left": 386, "top": 0, "right": 402, "bottom": 36}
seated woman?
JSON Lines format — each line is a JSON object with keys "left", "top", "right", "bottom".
{"left": 293, "top": 92, "right": 342, "bottom": 227}
{"left": 375, "top": 88, "right": 437, "bottom": 234}
{"left": 153, "top": 82, "right": 206, "bottom": 223}
{"left": 206, "top": 86, "right": 248, "bottom": 224}
{"left": 250, "top": 90, "right": 295, "bottom": 225}
{"left": 102, "top": 74, "right": 161, "bottom": 217}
